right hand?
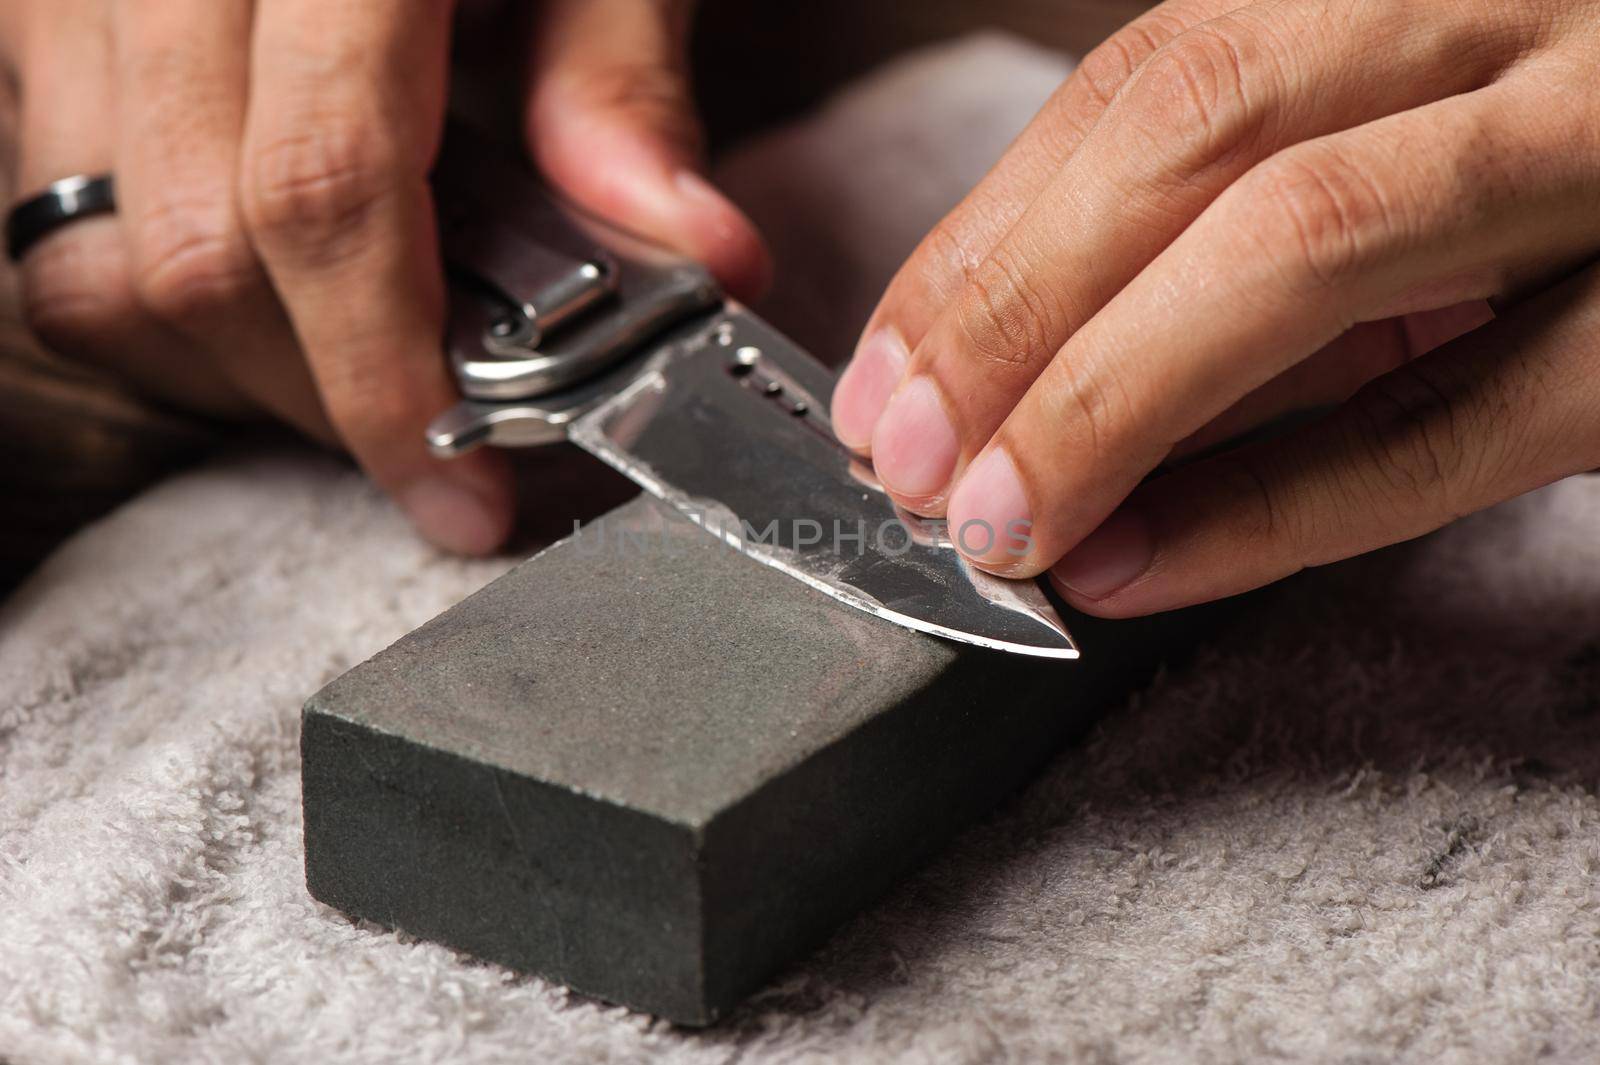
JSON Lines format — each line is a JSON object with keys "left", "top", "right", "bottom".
{"left": 1, "top": 0, "right": 767, "bottom": 553}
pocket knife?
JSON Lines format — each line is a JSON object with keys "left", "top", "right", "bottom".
{"left": 426, "top": 128, "right": 1077, "bottom": 660}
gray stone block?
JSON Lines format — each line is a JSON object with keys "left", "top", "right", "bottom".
{"left": 302, "top": 494, "right": 1189, "bottom": 1025}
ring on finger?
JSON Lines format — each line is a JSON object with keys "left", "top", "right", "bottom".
{"left": 6, "top": 173, "right": 117, "bottom": 261}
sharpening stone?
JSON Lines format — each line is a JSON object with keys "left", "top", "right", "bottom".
{"left": 302, "top": 493, "right": 1193, "bottom": 1025}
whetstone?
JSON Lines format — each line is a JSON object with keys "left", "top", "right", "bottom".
{"left": 301, "top": 494, "right": 1188, "bottom": 1024}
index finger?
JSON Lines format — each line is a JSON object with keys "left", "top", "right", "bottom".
{"left": 240, "top": 0, "right": 512, "bottom": 554}
{"left": 830, "top": 0, "right": 1234, "bottom": 450}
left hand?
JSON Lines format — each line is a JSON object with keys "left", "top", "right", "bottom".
{"left": 831, "top": 0, "right": 1600, "bottom": 616}
{"left": 2, "top": 0, "right": 766, "bottom": 556}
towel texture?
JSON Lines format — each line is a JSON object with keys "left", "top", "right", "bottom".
{"left": 5, "top": 35, "right": 1600, "bottom": 1064}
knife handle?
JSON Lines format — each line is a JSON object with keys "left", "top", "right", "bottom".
{"left": 431, "top": 124, "right": 722, "bottom": 406}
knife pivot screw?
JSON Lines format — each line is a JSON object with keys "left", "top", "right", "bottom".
{"left": 488, "top": 313, "right": 519, "bottom": 339}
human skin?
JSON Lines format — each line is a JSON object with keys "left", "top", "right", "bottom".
{"left": 0, "top": 0, "right": 768, "bottom": 555}
{"left": 832, "top": 0, "right": 1600, "bottom": 617}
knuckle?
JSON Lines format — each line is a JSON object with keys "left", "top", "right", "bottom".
{"left": 1075, "top": 32, "right": 1147, "bottom": 111}
{"left": 1036, "top": 350, "right": 1139, "bottom": 465}
{"left": 20, "top": 239, "right": 142, "bottom": 354}
{"left": 1209, "top": 450, "right": 1314, "bottom": 561}
{"left": 546, "top": 62, "right": 700, "bottom": 153}
{"left": 1119, "top": 22, "right": 1263, "bottom": 168}
{"left": 954, "top": 244, "right": 1066, "bottom": 370}
{"left": 916, "top": 217, "right": 983, "bottom": 300}
{"left": 1343, "top": 365, "right": 1471, "bottom": 519}
{"left": 129, "top": 201, "right": 260, "bottom": 323}
{"left": 1075, "top": 12, "right": 1187, "bottom": 110}
{"left": 242, "top": 120, "right": 402, "bottom": 244}
{"left": 1244, "top": 146, "right": 1395, "bottom": 293}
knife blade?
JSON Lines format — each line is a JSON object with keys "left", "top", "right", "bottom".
{"left": 564, "top": 308, "right": 1079, "bottom": 660}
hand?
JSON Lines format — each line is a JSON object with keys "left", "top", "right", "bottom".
{"left": 831, "top": 0, "right": 1600, "bottom": 616}
{"left": 1, "top": 0, "right": 767, "bottom": 554}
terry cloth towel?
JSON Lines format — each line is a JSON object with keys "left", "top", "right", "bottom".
{"left": 6, "top": 34, "right": 1600, "bottom": 1065}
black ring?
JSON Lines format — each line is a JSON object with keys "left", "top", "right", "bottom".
{"left": 6, "top": 174, "right": 117, "bottom": 262}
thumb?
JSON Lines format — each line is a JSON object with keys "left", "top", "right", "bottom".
{"left": 526, "top": 0, "right": 770, "bottom": 301}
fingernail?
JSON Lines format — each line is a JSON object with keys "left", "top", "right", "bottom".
{"left": 947, "top": 447, "right": 1031, "bottom": 566}
{"left": 1050, "top": 509, "right": 1154, "bottom": 600}
{"left": 400, "top": 476, "right": 509, "bottom": 557}
{"left": 870, "top": 375, "right": 960, "bottom": 498}
{"left": 831, "top": 328, "right": 909, "bottom": 450}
